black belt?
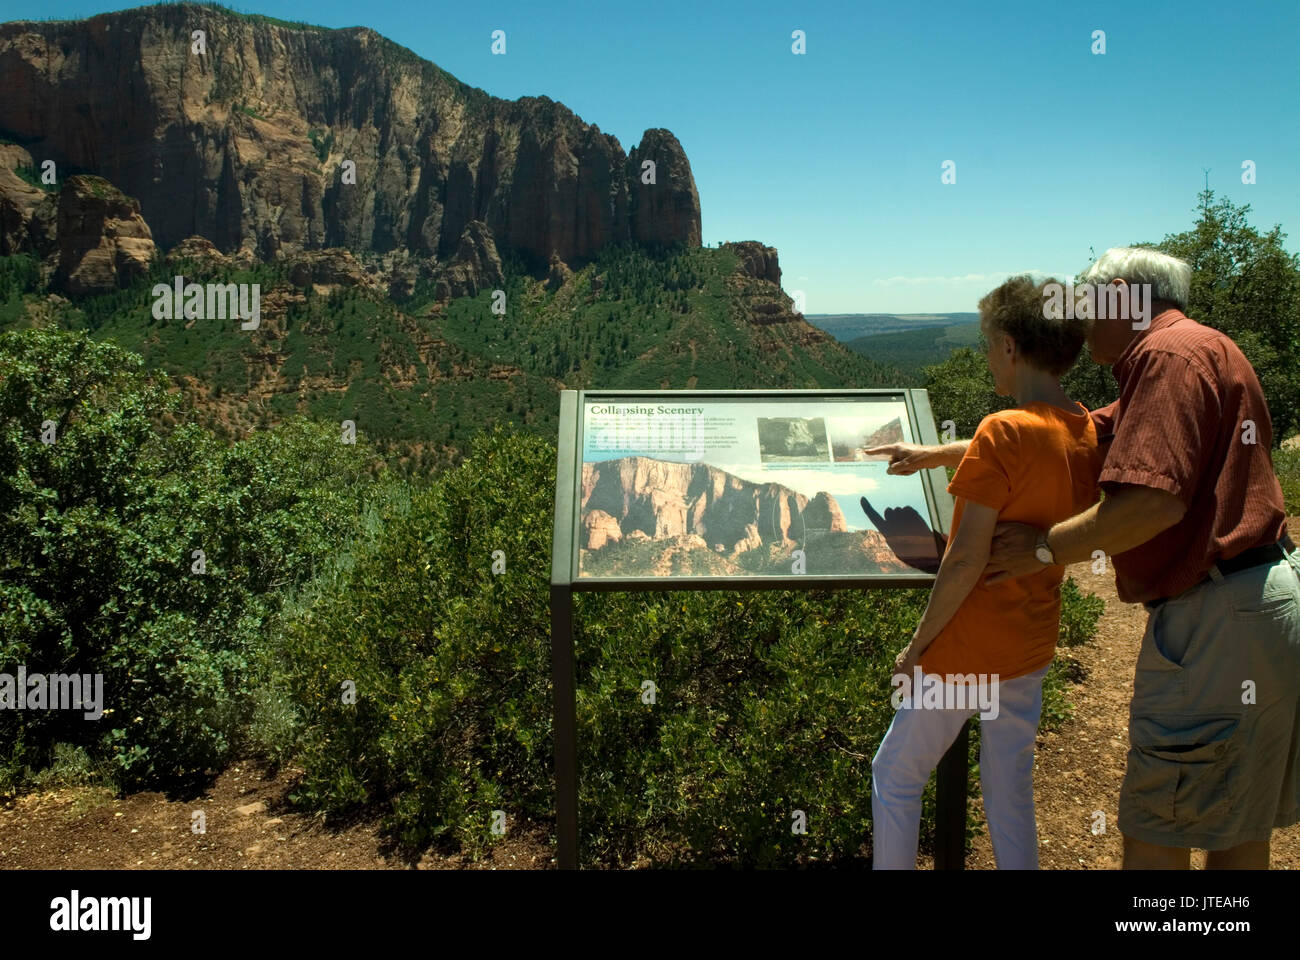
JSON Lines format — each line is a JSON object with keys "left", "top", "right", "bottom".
{"left": 1217, "top": 533, "right": 1295, "bottom": 576}
{"left": 1149, "top": 533, "right": 1295, "bottom": 606}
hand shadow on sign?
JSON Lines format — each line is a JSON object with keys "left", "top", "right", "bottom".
{"left": 860, "top": 498, "right": 946, "bottom": 575}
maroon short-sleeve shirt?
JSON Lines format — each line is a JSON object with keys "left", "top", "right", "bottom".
{"left": 1087, "top": 308, "right": 1287, "bottom": 603}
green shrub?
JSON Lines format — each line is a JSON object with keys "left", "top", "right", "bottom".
{"left": 307, "top": 128, "right": 334, "bottom": 164}
{"left": 0, "top": 329, "right": 375, "bottom": 788}
{"left": 240, "top": 685, "right": 302, "bottom": 768}
{"left": 283, "top": 424, "right": 557, "bottom": 851}
{"left": 0, "top": 253, "right": 43, "bottom": 300}
{"left": 23, "top": 742, "right": 112, "bottom": 792}
{"left": 1059, "top": 576, "right": 1105, "bottom": 647}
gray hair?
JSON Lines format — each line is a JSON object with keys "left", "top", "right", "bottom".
{"left": 1080, "top": 246, "right": 1191, "bottom": 309}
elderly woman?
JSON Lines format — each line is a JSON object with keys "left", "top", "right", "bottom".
{"left": 868, "top": 274, "right": 1100, "bottom": 869}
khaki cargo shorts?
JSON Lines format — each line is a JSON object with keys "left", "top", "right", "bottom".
{"left": 1118, "top": 547, "right": 1300, "bottom": 850}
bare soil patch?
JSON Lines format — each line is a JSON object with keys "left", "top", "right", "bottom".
{"left": 0, "top": 761, "right": 553, "bottom": 870}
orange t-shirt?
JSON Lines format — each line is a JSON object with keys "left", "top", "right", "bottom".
{"left": 918, "top": 401, "right": 1101, "bottom": 681}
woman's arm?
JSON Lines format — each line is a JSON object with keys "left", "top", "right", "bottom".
{"left": 909, "top": 498, "right": 1000, "bottom": 654}
{"left": 865, "top": 441, "right": 971, "bottom": 474}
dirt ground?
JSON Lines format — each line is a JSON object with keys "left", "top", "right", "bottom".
{"left": 0, "top": 761, "right": 555, "bottom": 870}
{"left": 3, "top": 520, "right": 1299, "bottom": 870}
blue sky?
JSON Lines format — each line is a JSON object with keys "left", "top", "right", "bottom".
{"left": 15, "top": 0, "right": 1300, "bottom": 312}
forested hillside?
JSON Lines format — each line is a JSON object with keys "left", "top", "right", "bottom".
{"left": 0, "top": 242, "right": 900, "bottom": 474}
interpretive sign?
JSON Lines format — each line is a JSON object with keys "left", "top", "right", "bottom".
{"left": 562, "top": 390, "right": 952, "bottom": 587}
{"left": 549, "top": 389, "right": 964, "bottom": 869}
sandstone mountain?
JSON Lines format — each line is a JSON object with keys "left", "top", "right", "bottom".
{"left": 581, "top": 455, "right": 851, "bottom": 555}
{"left": 0, "top": 7, "right": 906, "bottom": 475}
{"left": 0, "top": 3, "right": 701, "bottom": 273}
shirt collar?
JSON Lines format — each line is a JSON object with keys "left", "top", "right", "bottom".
{"left": 1112, "top": 307, "right": 1185, "bottom": 384}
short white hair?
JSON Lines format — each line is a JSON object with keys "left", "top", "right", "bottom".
{"left": 1080, "top": 247, "right": 1191, "bottom": 309}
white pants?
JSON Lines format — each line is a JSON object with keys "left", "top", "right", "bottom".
{"left": 870, "top": 663, "right": 1050, "bottom": 869}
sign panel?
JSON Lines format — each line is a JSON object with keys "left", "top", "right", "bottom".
{"left": 574, "top": 391, "right": 945, "bottom": 580}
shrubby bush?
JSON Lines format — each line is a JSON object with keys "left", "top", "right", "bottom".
{"left": 1059, "top": 577, "right": 1106, "bottom": 648}
{"left": 0, "top": 253, "right": 42, "bottom": 301}
{"left": 281, "top": 426, "right": 557, "bottom": 851}
{"left": 0, "top": 324, "right": 1111, "bottom": 863}
{"left": 0, "top": 328, "right": 376, "bottom": 791}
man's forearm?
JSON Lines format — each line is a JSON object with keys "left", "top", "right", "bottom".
{"left": 1045, "top": 487, "right": 1184, "bottom": 564}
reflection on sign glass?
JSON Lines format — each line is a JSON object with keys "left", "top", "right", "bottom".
{"left": 577, "top": 396, "right": 942, "bottom": 578}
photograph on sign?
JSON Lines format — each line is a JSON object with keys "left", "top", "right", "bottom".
{"left": 578, "top": 396, "right": 942, "bottom": 578}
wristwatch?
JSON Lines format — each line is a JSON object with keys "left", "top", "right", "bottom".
{"left": 1034, "top": 531, "right": 1056, "bottom": 565}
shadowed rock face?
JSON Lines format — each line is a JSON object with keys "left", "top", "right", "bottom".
{"left": 433, "top": 220, "right": 504, "bottom": 302}
{"left": 53, "top": 175, "right": 155, "bottom": 296}
{"left": 0, "top": 144, "right": 56, "bottom": 256}
{"left": 0, "top": 5, "right": 701, "bottom": 266}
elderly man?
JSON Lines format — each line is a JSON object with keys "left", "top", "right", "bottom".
{"left": 984, "top": 247, "right": 1299, "bottom": 869}
{"left": 874, "top": 247, "right": 1298, "bottom": 869}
